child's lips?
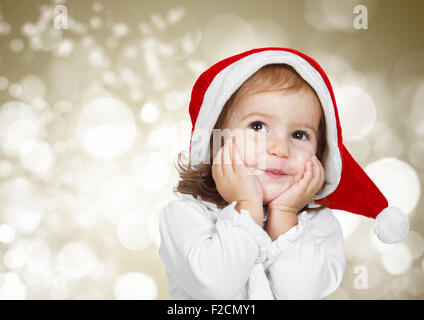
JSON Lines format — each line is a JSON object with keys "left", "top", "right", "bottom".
{"left": 264, "top": 169, "right": 286, "bottom": 179}
{"left": 251, "top": 168, "right": 286, "bottom": 179}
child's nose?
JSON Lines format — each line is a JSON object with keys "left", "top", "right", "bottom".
{"left": 267, "top": 135, "right": 290, "bottom": 158}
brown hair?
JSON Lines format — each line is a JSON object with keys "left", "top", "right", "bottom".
{"left": 174, "top": 64, "right": 328, "bottom": 211}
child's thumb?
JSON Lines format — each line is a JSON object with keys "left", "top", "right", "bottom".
{"left": 233, "top": 142, "right": 243, "bottom": 165}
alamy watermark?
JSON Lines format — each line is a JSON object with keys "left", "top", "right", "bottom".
{"left": 353, "top": 5, "right": 368, "bottom": 30}
{"left": 53, "top": 4, "right": 68, "bottom": 30}
{"left": 353, "top": 265, "right": 368, "bottom": 290}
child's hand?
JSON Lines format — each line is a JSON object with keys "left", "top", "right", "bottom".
{"left": 212, "top": 138, "right": 263, "bottom": 206}
{"left": 267, "top": 155, "right": 325, "bottom": 215}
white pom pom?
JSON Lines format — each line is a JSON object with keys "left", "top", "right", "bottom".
{"left": 373, "top": 207, "right": 409, "bottom": 244}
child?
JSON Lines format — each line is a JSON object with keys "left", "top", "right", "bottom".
{"left": 158, "top": 47, "right": 409, "bottom": 300}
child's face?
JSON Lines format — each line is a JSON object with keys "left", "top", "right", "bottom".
{"left": 222, "top": 87, "right": 322, "bottom": 204}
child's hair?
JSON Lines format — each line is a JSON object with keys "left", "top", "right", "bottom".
{"left": 174, "top": 64, "right": 328, "bottom": 211}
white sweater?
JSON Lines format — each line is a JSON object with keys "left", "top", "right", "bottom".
{"left": 158, "top": 193, "right": 346, "bottom": 300}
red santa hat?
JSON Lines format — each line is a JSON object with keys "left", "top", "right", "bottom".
{"left": 187, "top": 47, "right": 409, "bottom": 244}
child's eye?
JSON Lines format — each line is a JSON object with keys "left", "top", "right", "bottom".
{"left": 249, "top": 121, "right": 268, "bottom": 133}
{"left": 292, "top": 130, "right": 309, "bottom": 140}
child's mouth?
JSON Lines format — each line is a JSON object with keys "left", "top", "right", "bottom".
{"left": 263, "top": 169, "right": 286, "bottom": 179}
{"left": 265, "top": 172, "right": 285, "bottom": 179}
{"left": 248, "top": 167, "right": 287, "bottom": 179}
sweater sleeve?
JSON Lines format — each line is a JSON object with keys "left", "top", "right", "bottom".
{"left": 158, "top": 198, "right": 272, "bottom": 300}
{"left": 263, "top": 208, "right": 346, "bottom": 300}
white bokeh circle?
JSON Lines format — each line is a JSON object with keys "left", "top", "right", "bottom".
{"left": 114, "top": 272, "right": 158, "bottom": 300}
{"left": 365, "top": 158, "right": 420, "bottom": 215}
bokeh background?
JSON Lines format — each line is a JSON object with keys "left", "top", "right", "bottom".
{"left": 0, "top": 0, "right": 423, "bottom": 299}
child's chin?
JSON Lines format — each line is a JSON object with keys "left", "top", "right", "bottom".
{"left": 261, "top": 187, "right": 286, "bottom": 205}
{"left": 259, "top": 181, "right": 291, "bottom": 204}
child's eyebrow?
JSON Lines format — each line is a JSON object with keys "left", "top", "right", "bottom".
{"left": 239, "top": 112, "right": 272, "bottom": 121}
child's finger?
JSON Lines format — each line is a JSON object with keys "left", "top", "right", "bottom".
{"left": 231, "top": 140, "right": 237, "bottom": 172}
{"left": 212, "top": 145, "right": 223, "bottom": 177}
{"left": 316, "top": 157, "right": 326, "bottom": 187}
{"left": 300, "top": 159, "right": 310, "bottom": 179}
{"left": 220, "top": 140, "right": 224, "bottom": 168}
{"left": 227, "top": 139, "right": 236, "bottom": 176}
{"left": 307, "top": 156, "right": 324, "bottom": 195}
{"left": 306, "top": 158, "right": 318, "bottom": 193}
{"left": 232, "top": 141, "right": 244, "bottom": 173}
{"left": 220, "top": 139, "right": 229, "bottom": 173}
{"left": 284, "top": 161, "right": 311, "bottom": 197}
{"left": 305, "top": 160, "right": 314, "bottom": 182}
{"left": 222, "top": 139, "right": 232, "bottom": 176}
{"left": 319, "top": 165, "right": 326, "bottom": 187}
{"left": 310, "top": 156, "right": 317, "bottom": 179}
{"left": 211, "top": 158, "right": 218, "bottom": 180}
{"left": 315, "top": 156, "right": 326, "bottom": 190}
{"left": 313, "top": 156, "right": 322, "bottom": 180}
{"left": 213, "top": 144, "right": 221, "bottom": 165}
{"left": 297, "top": 160, "right": 313, "bottom": 193}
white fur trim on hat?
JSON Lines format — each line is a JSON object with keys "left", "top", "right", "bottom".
{"left": 373, "top": 206, "right": 409, "bottom": 244}
{"left": 190, "top": 50, "right": 342, "bottom": 200}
